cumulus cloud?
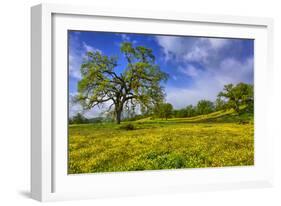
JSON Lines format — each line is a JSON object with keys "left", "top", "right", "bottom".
{"left": 208, "top": 38, "right": 229, "bottom": 49}
{"left": 69, "top": 54, "right": 81, "bottom": 79}
{"left": 116, "top": 33, "right": 138, "bottom": 45}
{"left": 155, "top": 36, "right": 194, "bottom": 62}
{"left": 82, "top": 41, "right": 102, "bottom": 53}
{"left": 155, "top": 36, "right": 231, "bottom": 64}
{"left": 166, "top": 56, "right": 253, "bottom": 108}
{"left": 179, "top": 65, "right": 199, "bottom": 77}
{"left": 155, "top": 35, "right": 253, "bottom": 108}
{"left": 120, "top": 34, "right": 130, "bottom": 42}
{"left": 69, "top": 34, "right": 101, "bottom": 80}
{"left": 166, "top": 87, "right": 215, "bottom": 109}
{"left": 183, "top": 45, "right": 209, "bottom": 63}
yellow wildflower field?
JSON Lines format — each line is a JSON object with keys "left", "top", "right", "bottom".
{"left": 68, "top": 111, "right": 254, "bottom": 174}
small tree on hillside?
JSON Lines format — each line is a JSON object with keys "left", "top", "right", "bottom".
{"left": 196, "top": 100, "right": 214, "bottom": 115}
{"left": 215, "top": 97, "right": 226, "bottom": 111}
{"left": 218, "top": 83, "right": 253, "bottom": 113}
{"left": 70, "top": 113, "right": 88, "bottom": 124}
{"left": 155, "top": 103, "right": 173, "bottom": 120}
{"left": 174, "top": 108, "right": 187, "bottom": 118}
{"left": 185, "top": 105, "right": 196, "bottom": 117}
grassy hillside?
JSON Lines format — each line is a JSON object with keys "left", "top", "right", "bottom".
{"left": 68, "top": 109, "right": 254, "bottom": 174}
{"left": 136, "top": 108, "right": 253, "bottom": 124}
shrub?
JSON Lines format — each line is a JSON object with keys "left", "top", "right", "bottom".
{"left": 120, "top": 123, "right": 135, "bottom": 130}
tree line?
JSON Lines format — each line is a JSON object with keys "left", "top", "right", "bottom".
{"left": 70, "top": 82, "right": 253, "bottom": 124}
{"left": 151, "top": 82, "right": 253, "bottom": 120}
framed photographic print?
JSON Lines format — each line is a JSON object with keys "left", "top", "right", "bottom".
{"left": 31, "top": 3, "right": 274, "bottom": 201}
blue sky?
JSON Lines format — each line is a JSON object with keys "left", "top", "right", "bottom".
{"left": 68, "top": 31, "right": 254, "bottom": 117}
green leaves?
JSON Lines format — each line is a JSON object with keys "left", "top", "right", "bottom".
{"left": 154, "top": 103, "right": 173, "bottom": 119}
{"left": 120, "top": 42, "right": 135, "bottom": 54}
{"left": 218, "top": 83, "right": 253, "bottom": 113}
{"left": 196, "top": 100, "right": 215, "bottom": 115}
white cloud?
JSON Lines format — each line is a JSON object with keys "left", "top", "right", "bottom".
{"left": 183, "top": 46, "right": 208, "bottom": 63}
{"left": 69, "top": 54, "right": 82, "bottom": 79}
{"left": 155, "top": 36, "right": 230, "bottom": 64}
{"left": 166, "top": 57, "right": 253, "bottom": 108}
{"left": 117, "top": 33, "right": 137, "bottom": 45}
{"left": 166, "top": 84, "right": 218, "bottom": 109}
{"left": 155, "top": 36, "right": 188, "bottom": 62}
{"left": 120, "top": 34, "right": 130, "bottom": 41}
{"left": 82, "top": 41, "right": 101, "bottom": 53}
{"left": 208, "top": 38, "right": 229, "bottom": 49}
{"left": 69, "top": 40, "right": 101, "bottom": 80}
{"left": 217, "top": 57, "right": 253, "bottom": 85}
{"left": 179, "top": 65, "right": 199, "bottom": 77}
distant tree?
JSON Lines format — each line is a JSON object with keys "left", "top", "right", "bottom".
{"left": 70, "top": 113, "right": 88, "bottom": 124}
{"left": 196, "top": 100, "right": 214, "bottom": 115}
{"left": 185, "top": 105, "right": 196, "bottom": 117}
{"left": 175, "top": 108, "right": 187, "bottom": 118}
{"left": 75, "top": 42, "right": 168, "bottom": 124}
{"left": 172, "top": 109, "right": 179, "bottom": 118}
{"left": 172, "top": 105, "right": 197, "bottom": 118}
{"left": 87, "top": 117, "right": 104, "bottom": 123}
{"left": 218, "top": 83, "right": 253, "bottom": 113}
{"left": 155, "top": 103, "right": 173, "bottom": 120}
{"left": 214, "top": 97, "right": 226, "bottom": 111}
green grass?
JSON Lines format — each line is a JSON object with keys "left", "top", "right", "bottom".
{"left": 68, "top": 109, "right": 254, "bottom": 174}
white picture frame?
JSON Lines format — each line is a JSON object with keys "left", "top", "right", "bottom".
{"left": 31, "top": 3, "right": 274, "bottom": 202}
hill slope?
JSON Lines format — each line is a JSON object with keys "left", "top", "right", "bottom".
{"left": 135, "top": 108, "right": 253, "bottom": 124}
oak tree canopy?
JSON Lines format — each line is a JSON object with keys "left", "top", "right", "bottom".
{"left": 75, "top": 42, "right": 168, "bottom": 124}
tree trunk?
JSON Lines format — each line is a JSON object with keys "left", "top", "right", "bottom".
{"left": 115, "top": 108, "right": 122, "bottom": 124}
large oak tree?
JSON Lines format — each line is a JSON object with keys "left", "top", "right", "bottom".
{"left": 75, "top": 42, "right": 168, "bottom": 124}
{"left": 218, "top": 83, "right": 253, "bottom": 113}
